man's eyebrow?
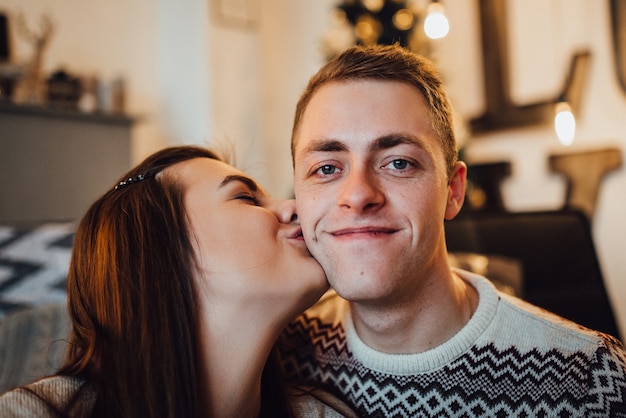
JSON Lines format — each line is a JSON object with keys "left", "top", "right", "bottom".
{"left": 218, "top": 175, "right": 259, "bottom": 192}
{"left": 301, "top": 139, "right": 348, "bottom": 155}
{"left": 301, "top": 134, "right": 425, "bottom": 155}
{"left": 369, "top": 134, "right": 425, "bottom": 152}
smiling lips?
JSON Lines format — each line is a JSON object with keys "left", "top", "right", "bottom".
{"left": 331, "top": 227, "right": 398, "bottom": 237}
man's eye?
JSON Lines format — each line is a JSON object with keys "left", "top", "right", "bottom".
{"left": 385, "top": 159, "right": 411, "bottom": 170}
{"left": 316, "top": 165, "right": 338, "bottom": 175}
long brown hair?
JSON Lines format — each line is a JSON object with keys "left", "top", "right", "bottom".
{"left": 58, "top": 145, "right": 291, "bottom": 417}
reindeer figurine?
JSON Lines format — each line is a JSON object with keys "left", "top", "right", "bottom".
{"left": 12, "top": 13, "right": 54, "bottom": 105}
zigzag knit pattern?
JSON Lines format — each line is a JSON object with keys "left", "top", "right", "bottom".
{"left": 278, "top": 273, "right": 626, "bottom": 417}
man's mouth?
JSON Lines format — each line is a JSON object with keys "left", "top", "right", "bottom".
{"left": 331, "top": 227, "right": 397, "bottom": 237}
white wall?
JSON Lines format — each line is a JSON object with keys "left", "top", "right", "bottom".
{"left": 208, "top": 0, "right": 335, "bottom": 196}
{"left": 155, "top": 0, "right": 212, "bottom": 149}
{"left": 2, "top": 0, "right": 625, "bottom": 335}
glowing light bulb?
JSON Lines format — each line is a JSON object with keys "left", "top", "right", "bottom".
{"left": 362, "top": 0, "right": 384, "bottom": 13}
{"left": 554, "top": 101, "right": 576, "bottom": 146}
{"left": 393, "top": 9, "right": 415, "bottom": 31}
{"left": 424, "top": 1, "right": 449, "bottom": 40}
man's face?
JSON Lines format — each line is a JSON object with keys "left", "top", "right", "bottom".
{"left": 293, "top": 80, "right": 465, "bottom": 305}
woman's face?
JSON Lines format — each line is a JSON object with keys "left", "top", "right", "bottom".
{"left": 167, "top": 157, "right": 328, "bottom": 320}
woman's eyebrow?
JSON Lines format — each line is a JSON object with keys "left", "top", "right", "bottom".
{"left": 218, "top": 175, "right": 259, "bottom": 192}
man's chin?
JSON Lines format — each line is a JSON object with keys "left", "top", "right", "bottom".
{"left": 328, "top": 278, "right": 386, "bottom": 303}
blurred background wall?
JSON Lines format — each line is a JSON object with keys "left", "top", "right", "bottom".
{"left": 0, "top": 0, "right": 624, "bottom": 334}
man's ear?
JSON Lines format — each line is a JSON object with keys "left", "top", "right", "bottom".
{"left": 444, "top": 161, "right": 467, "bottom": 220}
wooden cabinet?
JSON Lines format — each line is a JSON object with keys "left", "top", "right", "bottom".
{"left": 0, "top": 101, "right": 133, "bottom": 224}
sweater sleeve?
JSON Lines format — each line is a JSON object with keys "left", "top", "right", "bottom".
{"left": 584, "top": 334, "right": 626, "bottom": 416}
{"left": 0, "top": 376, "right": 94, "bottom": 418}
{"left": 289, "top": 385, "right": 359, "bottom": 418}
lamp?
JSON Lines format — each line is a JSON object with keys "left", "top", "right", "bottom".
{"left": 424, "top": 0, "right": 449, "bottom": 40}
{"left": 554, "top": 98, "right": 576, "bottom": 146}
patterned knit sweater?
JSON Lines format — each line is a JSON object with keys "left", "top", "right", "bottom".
{"left": 277, "top": 269, "right": 626, "bottom": 417}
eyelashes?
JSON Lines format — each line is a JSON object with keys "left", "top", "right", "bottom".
{"left": 235, "top": 194, "right": 260, "bottom": 205}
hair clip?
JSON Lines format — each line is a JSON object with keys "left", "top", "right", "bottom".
{"left": 114, "top": 173, "right": 153, "bottom": 190}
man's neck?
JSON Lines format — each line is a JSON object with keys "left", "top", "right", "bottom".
{"left": 350, "top": 270, "right": 478, "bottom": 354}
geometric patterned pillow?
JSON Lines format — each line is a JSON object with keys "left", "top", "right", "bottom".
{"left": 0, "top": 223, "right": 75, "bottom": 319}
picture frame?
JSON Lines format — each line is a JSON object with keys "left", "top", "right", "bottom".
{"left": 611, "top": 0, "right": 626, "bottom": 93}
{"left": 212, "top": 0, "right": 259, "bottom": 29}
{"left": 0, "top": 13, "right": 8, "bottom": 62}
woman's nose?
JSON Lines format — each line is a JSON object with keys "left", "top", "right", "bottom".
{"left": 272, "top": 199, "right": 299, "bottom": 224}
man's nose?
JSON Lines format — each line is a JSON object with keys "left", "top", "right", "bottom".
{"left": 337, "top": 167, "right": 384, "bottom": 212}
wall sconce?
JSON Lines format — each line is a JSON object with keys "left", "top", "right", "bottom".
{"left": 424, "top": 0, "right": 449, "bottom": 40}
{"left": 470, "top": 0, "right": 591, "bottom": 134}
{"left": 554, "top": 98, "right": 576, "bottom": 146}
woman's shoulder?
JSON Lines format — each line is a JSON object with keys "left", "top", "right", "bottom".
{"left": 289, "top": 385, "right": 358, "bottom": 418}
{"left": 0, "top": 375, "right": 95, "bottom": 418}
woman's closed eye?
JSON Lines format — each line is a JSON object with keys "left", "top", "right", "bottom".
{"left": 235, "top": 193, "right": 260, "bottom": 205}
{"left": 220, "top": 175, "right": 261, "bottom": 205}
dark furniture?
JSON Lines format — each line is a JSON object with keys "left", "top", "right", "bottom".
{"left": 445, "top": 209, "right": 621, "bottom": 341}
{"left": 0, "top": 101, "right": 133, "bottom": 224}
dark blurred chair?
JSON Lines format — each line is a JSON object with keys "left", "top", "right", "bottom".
{"left": 445, "top": 208, "right": 622, "bottom": 341}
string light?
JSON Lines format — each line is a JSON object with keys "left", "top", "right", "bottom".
{"left": 424, "top": 0, "right": 449, "bottom": 40}
{"left": 554, "top": 100, "right": 576, "bottom": 146}
{"left": 393, "top": 9, "right": 415, "bottom": 31}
